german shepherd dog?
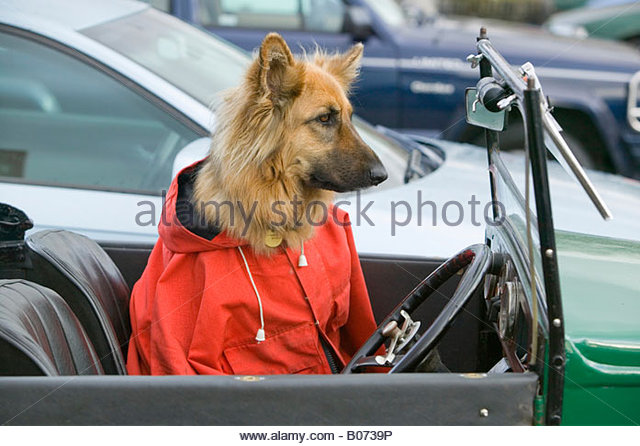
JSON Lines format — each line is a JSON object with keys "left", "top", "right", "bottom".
{"left": 126, "top": 34, "right": 389, "bottom": 375}
{"left": 193, "top": 33, "right": 387, "bottom": 253}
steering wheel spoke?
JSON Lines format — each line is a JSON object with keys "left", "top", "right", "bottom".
{"left": 343, "top": 244, "right": 493, "bottom": 374}
{"left": 350, "top": 355, "right": 394, "bottom": 372}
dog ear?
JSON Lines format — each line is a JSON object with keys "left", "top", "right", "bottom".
{"left": 322, "top": 43, "right": 363, "bottom": 93}
{"left": 258, "top": 33, "right": 303, "bottom": 107}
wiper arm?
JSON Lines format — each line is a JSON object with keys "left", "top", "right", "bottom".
{"left": 520, "top": 62, "right": 612, "bottom": 220}
{"left": 375, "top": 125, "right": 444, "bottom": 182}
{"left": 400, "top": 149, "right": 423, "bottom": 184}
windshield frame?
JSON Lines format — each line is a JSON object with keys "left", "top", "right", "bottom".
{"left": 472, "top": 33, "right": 566, "bottom": 426}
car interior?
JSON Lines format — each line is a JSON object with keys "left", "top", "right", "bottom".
{"left": 0, "top": 201, "right": 492, "bottom": 376}
{"left": 0, "top": 198, "right": 540, "bottom": 426}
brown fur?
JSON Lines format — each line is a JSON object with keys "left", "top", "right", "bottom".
{"left": 193, "top": 33, "right": 385, "bottom": 254}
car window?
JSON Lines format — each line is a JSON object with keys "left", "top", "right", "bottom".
{"left": 196, "top": 0, "right": 345, "bottom": 33}
{"left": 0, "top": 32, "right": 201, "bottom": 194}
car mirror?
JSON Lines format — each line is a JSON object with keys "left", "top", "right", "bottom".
{"left": 344, "top": 6, "right": 374, "bottom": 41}
{"left": 465, "top": 87, "right": 507, "bottom": 132}
{"left": 171, "top": 137, "right": 211, "bottom": 179}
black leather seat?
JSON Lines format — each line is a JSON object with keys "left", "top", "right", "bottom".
{"left": 0, "top": 279, "right": 103, "bottom": 375}
{"left": 25, "top": 230, "right": 130, "bottom": 375}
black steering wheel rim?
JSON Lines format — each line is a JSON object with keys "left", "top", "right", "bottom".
{"left": 343, "top": 244, "right": 492, "bottom": 374}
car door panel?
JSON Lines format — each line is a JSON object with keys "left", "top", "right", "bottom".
{"left": 0, "top": 373, "right": 538, "bottom": 425}
{"left": 0, "top": 183, "right": 160, "bottom": 244}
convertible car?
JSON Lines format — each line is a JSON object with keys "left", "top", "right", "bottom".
{"left": 1, "top": 0, "right": 639, "bottom": 261}
{"left": 1, "top": 25, "right": 638, "bottom": 426}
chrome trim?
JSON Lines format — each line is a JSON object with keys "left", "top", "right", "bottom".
{"left": 361, "top": 56, "right": 397, "bottom": 68}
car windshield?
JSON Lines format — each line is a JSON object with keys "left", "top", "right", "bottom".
{"left": 82, "top": 7, "right": 439, "bottom": 190}
{"left": 361, "top": 0, "right": 407, "bottom": 27}
{"left": 82, "top": 8, "right": 248, "bottom": 107}
{"left": 469, "top": 37, "right": 614, "bottom": 351}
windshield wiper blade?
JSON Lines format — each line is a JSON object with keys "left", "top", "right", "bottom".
{"left": 375, "top": 125, "right": 444, "bottom": 180}
{"left": 404, "top": 149, "right": 425, "bottom": 184}
{"left": 476, "top": 38, "right": 613, "bottom": 220}
{"left": 519, "top": 63, "right": 612, "bottom": 220}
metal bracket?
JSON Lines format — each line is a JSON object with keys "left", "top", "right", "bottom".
{"left": 375, "top": 310, "right": 421, "bottom": 366}
{"left": 466, "top": 53, "right": 484, "bottom": 69}
{"left": 497, "top": 94, "right": 517, "bottom": 110}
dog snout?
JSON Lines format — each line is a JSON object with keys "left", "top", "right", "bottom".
{"left": 369, "top": 161, "right": 388, "bottom": 186}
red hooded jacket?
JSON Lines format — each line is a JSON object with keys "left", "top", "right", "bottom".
{"left": 126, "top": 162, "right": 378, "bottom": 375}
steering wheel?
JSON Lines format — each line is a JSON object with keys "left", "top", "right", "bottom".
{"left": 343, "top": 244, "right": 492, "bottom": 373}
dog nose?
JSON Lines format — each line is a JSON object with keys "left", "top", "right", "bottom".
{"left": 369, "top": 163, "right": 388, "bottom": 185}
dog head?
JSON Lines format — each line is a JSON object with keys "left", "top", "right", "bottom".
{"left": 251, "top": 33, "right": 387, "bottom": 193}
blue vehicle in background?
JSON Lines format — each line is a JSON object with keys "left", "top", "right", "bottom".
{"left": 150, "top": 0, "right": 640, "bottom": 178}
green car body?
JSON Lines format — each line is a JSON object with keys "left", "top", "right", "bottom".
{"left": 487, "top": 202, "right": 640, "bottom": 424}
{"left": 558, "top": 231, "right": 640, "bottom": 425}
{"left": 545, "top": 3, "right": 640, "bottom": 44}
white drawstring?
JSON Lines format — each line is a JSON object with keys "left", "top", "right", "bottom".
{"left": 238, "top": 241, "right": 308, "bottom": 342}
{"left": 298, "top": 241, "right": 308, "bottom": 267}
{"left": 237, "top": 246, "right": 266, "bottom": 342}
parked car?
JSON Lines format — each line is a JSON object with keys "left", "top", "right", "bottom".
{"left": 545, "top": 0, "right": 640, "bottom": 48}
{"left": 0, "top": 0, "right": 435, "bottom": 247}
{"left": 149, "top": 0, "right": 640, "bottom": 178}
{"left": 1, "top": 0, "right": 639, "bottom": 262}
{"left": 1, "top": 14, "right": 639, "bottom": 425}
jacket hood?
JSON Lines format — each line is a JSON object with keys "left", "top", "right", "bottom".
{"left": 158, "top": 160, "right": 247, "bottom": 254}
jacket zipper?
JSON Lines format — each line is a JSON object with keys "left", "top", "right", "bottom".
{"left": 319, "top": 335, "right": 340, "bottom": 374}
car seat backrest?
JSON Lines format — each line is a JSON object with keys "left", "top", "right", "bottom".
{"left": 0, "top": 279, "right": 104, "bottom": 376}
{"left": 26, "top": 230, "right": 130, "bottom": 375}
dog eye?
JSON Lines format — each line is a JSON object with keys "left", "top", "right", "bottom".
{"left": 317, "top": 113, "right": 332, "bottom": 124}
